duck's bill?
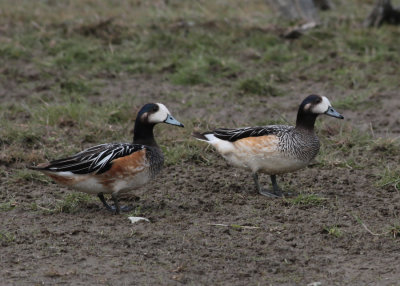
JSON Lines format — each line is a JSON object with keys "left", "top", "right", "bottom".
{"left": 325, "top": 106, "right": 344, "bottom": 119}
{"left": 164, "top": 114, "right": 184, "bottom": 127}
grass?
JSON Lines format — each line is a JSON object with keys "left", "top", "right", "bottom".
{"left": 0, "top": 2, "right": 400, "bottom": 285}
{"left": 9, "top": 169, "right": 50, "bottom": 184}
{"left": 316, "top": 122, "right": 378, "bottom": 169}
{"left": 0, "top": 231, "right": 15, "bottom": 245}
{"left": 31, "top": 192, "right": 95, "bottom": 214}
{"left": 0, "top": 201, "right": 17, "bottom": 212}
{"left": 375, "top": 167, "right": 400, "bottom": 192}
{"left": 56, "top": 192, "right": 94, "bottom": 213}
{"left": 238, "top": 78, "right": 283, "bottom": 97}
{"left": 0, "top": 0, "right": 398, "bottom": 216}
{"left": 389, "top": 225, "right": 400, "bottom": 238}
{"left": 332, "top": 91, "right": 373, "bottom": 110}
{"left": 323, "top": 225, "right": 343, "bottom": 238}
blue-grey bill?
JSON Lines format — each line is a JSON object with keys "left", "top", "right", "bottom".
{"left": 325, "top": 106, "right": 344, "bottom": 119}
{"left": 164, "top": 114, "right": 184, "bottom": 127}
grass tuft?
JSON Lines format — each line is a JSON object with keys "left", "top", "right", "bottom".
{"left": 56, "top": 192, "right": 94, "bottom": 213}
{"left": 389, "top": 225, "right": 400, "bottom": 238}
{"left": 11, "top": 169, "right": 50, "bottom": 184}
{"left": 0, "top": 201, "right": 17, "bottom": 212}
{"left": 238, "top": 78, "right": 283, "bottom": 97}
{"left": 0, "top": 231, "right": 15, "bottom": 245}
{"left": 323, "top": 225, "right": 343, "bottom": 238}
{"left": 375, "top": 167, "right": 400, "bottom": 192}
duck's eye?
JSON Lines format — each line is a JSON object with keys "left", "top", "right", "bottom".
{"left": 315, "top": 99, "right": 322, "bottom": 104}
{"left": 152, "top": 105, "right": 159, "bottom": 112}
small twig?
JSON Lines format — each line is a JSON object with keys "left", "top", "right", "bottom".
{"left": 353, "top": 214, "right": 389, "bottom": 236}
{"left": 208, "top": 223, "right": 260, "bottom": 230}
{"left": 360, "top": 222, "right": 388, "bottom": 236}
{"left": 36, "top": 205, "right": 53, "bottom": 212}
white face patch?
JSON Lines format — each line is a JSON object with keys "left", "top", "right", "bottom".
{"left": 311, "top": 96, "right": 331, "bottom": 114}
{"left": 148, "top": 103, "right": 170, "bottom": 124}
{"left": 304, "top": 103, "right": 312, "bottom": 111}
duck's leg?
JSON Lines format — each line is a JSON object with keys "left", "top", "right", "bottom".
{"left": 111, "top": 193, "right": 121, "bottom": 214}
{"left": 98, "top": 193, "right": 132, "bottom": 214}
{"left": 253, "top": 173, "right": 282, "bottom": 198}
{"left": 98, "top": 193, "right": 114, "bottom": 212}
{"left": 270, "top": 175, "right": 283, "bottom": 197}
{"left": 252, "top": 172, "right": 261, "bottom": 194}
{"left": 111, "top": 193, "right": 133, "bottom": 214}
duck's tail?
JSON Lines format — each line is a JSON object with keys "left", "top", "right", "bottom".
{"left": 191, "top": 132, "right": 211, "bottom": 142}
{"left": 27, "top": 163, "right": 50, "bottom": 171}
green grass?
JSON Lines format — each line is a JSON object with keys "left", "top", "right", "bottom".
{"left": 316, "top": 122, "right": 376, "bottom": 169}
{"left": 31, "top": 192, "right": 95, "bottom": 214}
{"left": 0, "top": 231, "right": 15, "bottom": 244}
{"left": 332, "top": 92, "right": 373, "bottom": 110}
{"left": 170, "top": 55, "right": 240, "bottom": 85}
{"left": 375, "top": 167, "right": 400, "bottom": 191}
{"left": 389, "top": 225, "right": 400, "bottom": 238}
{"left": 323, "top": 225, "right": 343, "bottom": 238}
{"left": 10, "top": 169, "right": 50, "bottom": 184}
{"left": 0, "top": 201, "right": 17, "bottom": 212}
{"left": 0, "top": 0, "right": 399, "bottom": 219}
{"left": 238, "top": 78, "right": 283, "bottom": 97}
{"left": 56, "top": 192, "right": 94, "bottom": 213}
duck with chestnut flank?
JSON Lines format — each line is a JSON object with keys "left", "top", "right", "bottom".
{"left": 29, "top": 103, "right": 184, "bottom": 214}
{"left": 192, "top": 94, "right": 343, "bottom": 197}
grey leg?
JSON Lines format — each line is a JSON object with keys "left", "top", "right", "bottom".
{"left": 253, "top": 173, "right": 282, "bottom": 198}
{"left": 270, "top": 175, "right": 283, "bottom": 197}
{"left": 111, "top": 193, "right": 121, "bottom": 215}
{"left": 111, "top": 193, "right": 133, "bottom": 214}
{"left": 98, "top": 193, "right": 132, "bottom": 214}
{"left": 252, "top": 173, "right": 261, "bottom": 193}
{"left": 98, "top": 193, "right": 114, "bottom": 212}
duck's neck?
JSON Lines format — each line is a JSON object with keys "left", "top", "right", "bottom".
{"left": 295, "top": 109, "right": 317, "bottom": 131}
{"left": 133, "top": 122, "right": 158, "bottom": 147}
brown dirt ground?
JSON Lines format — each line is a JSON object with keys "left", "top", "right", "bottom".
{"left": 1, "top": 76, "right": 400, "bottom": 285}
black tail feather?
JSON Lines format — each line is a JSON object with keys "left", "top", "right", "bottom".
{"left": 191, "top": 132, "right": 210, "bottom": 141}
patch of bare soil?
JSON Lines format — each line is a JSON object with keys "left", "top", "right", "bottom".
{"left": 1, "top": 76, "right": 400, "bottom": 285}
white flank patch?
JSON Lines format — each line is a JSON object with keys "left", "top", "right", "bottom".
{"left": 54, "top": 171, "right": 74, "bottom": 176}
{"left": 204, "top": 133, "right": 218, "bottom": 142}
{"left": 312, "top": 96, "right": 331, "bottom": 114}
{"left": 148, "top": 103, "right": 170, "bottom": 124}
{"left": 128, "top": 216, "right": 150, "bottom": 224}
{"left": 205, "top": 135, "right": 236, "bottom": 155}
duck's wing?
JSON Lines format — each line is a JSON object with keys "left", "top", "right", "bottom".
{"left": 213, "top": 126, "right": 289, "bottom": 142}
{"left": 31, "top": 143, "right": 145, "bottom": 175}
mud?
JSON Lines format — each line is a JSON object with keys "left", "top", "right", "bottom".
{"left": 1, "top": 76, "right": 400, "bottom": 285}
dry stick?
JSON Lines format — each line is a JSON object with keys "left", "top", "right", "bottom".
{"left": 353, "top": 213, "right": 390, "bottom": 236}
{"left": 360, "top": 222, "right": 389, "bottom": 236}
{"left": 208, "top": 223, "right": 260, "bottom": 229}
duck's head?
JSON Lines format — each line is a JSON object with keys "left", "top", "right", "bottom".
{"left": 300, "top": 94, "right": 344, "bottom": 119}
{"left": 136, "top": 103, "right": 184, "bottom": 127}
{"left": 296, "top": 94, "right": 343, "bottom": 129}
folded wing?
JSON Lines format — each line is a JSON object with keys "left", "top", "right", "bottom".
{"left": 32, "top": 143, "right": 145, "bottom": 175}
{"left": 213, "top": 126, "right": 287, "bottom": 142}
